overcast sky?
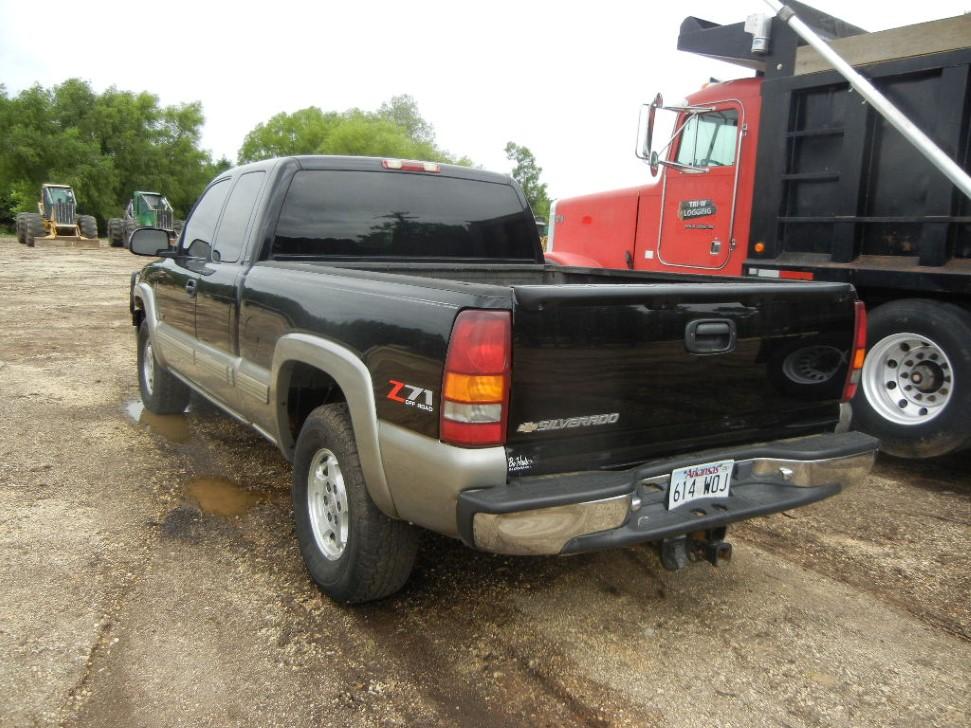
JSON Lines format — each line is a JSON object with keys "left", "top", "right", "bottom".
{"left": 1, "top": 0, "right": 966, "bottom": 200}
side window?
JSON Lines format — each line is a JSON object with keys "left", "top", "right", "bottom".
{"left": 676, "top": 109, "right": 739, "bottom": 167}
{"left": 181, "top": 178, "right": 231, "bottom": 257}
{"left": 211, "top": 171, "right": 266, "bottom": 263}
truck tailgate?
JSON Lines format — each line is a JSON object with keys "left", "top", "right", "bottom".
{"left": 505, "top": 281, "right": 856, "bottom": 475}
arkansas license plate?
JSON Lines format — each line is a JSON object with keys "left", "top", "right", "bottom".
{"left": 668, "top": 459, "right": 734, "bottom": 510}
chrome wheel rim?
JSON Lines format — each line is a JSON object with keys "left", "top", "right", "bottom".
{"left": 782, "top": 344, "right": 845, "bottom": 385}
{"left": 862, "top": 332, "right": 953, "bottom": 425}
{"left": 142, "top": 340, "right": 155, "bottom": 396}
{"left": 307, "top": 448, "right": 349, "bottom": 560}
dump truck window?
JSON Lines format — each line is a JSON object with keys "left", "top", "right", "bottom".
{"left": 676, "top": 110, "right": 739, "bottom": 167}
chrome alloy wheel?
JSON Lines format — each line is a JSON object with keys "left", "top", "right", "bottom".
{"left": 307, "top": 448, "right": 349, "bottom": 560}
{"left": 862, "top": 332, "right": 954, "bottom": 425}
{"left": 142, "top": 339, "right": 155, "bottom": 395}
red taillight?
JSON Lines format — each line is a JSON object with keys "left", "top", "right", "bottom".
{"left": 382, "top": 159, "right": 441, "bottom": 173}
{"left": 440, "top": 310, "right": 511, "bottom": 447}
{"left": 843, "top": 301, "right": 867, "bottom": 401}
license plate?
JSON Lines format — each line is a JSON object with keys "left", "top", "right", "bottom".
{"left": 668, "top": 459, "right": 734, "bottom": 510}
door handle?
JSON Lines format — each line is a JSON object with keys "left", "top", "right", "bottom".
{"left": 685, "top": 319, "right": 736, "bottom": 354}
{"left": 185, "top": 279, "right": 197, "bottom": 296}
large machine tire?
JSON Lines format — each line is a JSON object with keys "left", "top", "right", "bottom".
{"left": 123, "top": 220, "right": 137, "bottom": 249}
{"left": 292, "top": 403, "right": 418, "bottom": 603}
{"left": 15, "top": 213, "right": 26, "bottom": 244}
{"left": 78, "top": 214, "right": 98, "bottom": 240}
{"left": 853, "top": 299, "right": 971, "bottom": 458}
{"left": 24, "top": 213, "right": 44, "bottom": 247}
{"left": 107, "top": 218, "right": 123, "bottom": 247}
{"left": 137, "top": 320, "right": 190, "bottom": 415}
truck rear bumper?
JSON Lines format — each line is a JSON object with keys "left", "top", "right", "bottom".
{"left": 456, "top": 431, "right": 878, "bottom": 555}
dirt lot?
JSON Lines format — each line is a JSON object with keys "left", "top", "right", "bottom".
{"left": 0, "top": 236, "right": 968, "bottom": 728}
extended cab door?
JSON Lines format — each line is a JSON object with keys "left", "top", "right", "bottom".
{"left": 152, "top": 177, "right": 231, "bottom": 377}
{"left": 655, "top": 104, "right": 743, "bottom": 270}
{"left": 193, "top": 170, "right": 268, "bottom": 402}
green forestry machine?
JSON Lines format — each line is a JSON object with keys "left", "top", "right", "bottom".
{"left": 15, "top": 184, "right": 99, "bottom": 248}
{"left": 107, "top": 191, "right": 182, "bottom": 248}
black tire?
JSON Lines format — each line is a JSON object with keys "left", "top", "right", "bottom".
{"left": 292, "top": 403, "right": 418, "bottom": 603}
{"left": 137, "top": 320, "right": 190, "bottom": 415}
{"left": 15, "top": 213, "right": 26, "bottom": 244}
{"left": 107, "top": 218, "right": 123, "bottom": 247}
{"left": 852, "top": 299, "right": 971, "bottom": 458}
{"left": 78, "top": 214, "right": 97, "bottom": 240}
{"left": 24, "top": 213, "right": 44, "bottom": 247}
{"left": 124, "top": 219, "right": 137, "bottom": 249}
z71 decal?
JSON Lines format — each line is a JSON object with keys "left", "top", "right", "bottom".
{"left": 386, "top": 380, "right": 434, "bottom": 413}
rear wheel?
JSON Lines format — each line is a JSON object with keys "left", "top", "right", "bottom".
{"left": 854, "top": 300, "right": 971, "bottom": 458}
{"left": 292, "top": 403, "right": 418, "bottom": 603}
{"left": 24, "top": 213, "right": 44, "bottom": 247}
{"left": 124, "top": 219, "right": 137, "bottom": 249}
{"left": 137, "top": 320, "right": 190, "bottom": 415}
{"left": 107, "top": 218, "right": 123, "bottom": 246}
{"left": 15, "top": 213, "right": 26, "bottom": 244}
{"left": 78, "top": 214, "right": 97, "bottom": 240}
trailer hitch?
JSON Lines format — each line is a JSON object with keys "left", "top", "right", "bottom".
{"left": 659, "top": 531, "right": 733, "bottom": 570}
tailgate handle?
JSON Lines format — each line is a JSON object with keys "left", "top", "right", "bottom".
{"left": 685, "top": 319, "right": 736, "bottom": 354}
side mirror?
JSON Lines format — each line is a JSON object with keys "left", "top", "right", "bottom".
{"left": 636, "top": 93, "right": 664, "bottom": 170}
{"left": 129, "top": 227, "right": 172, "bottom": 257}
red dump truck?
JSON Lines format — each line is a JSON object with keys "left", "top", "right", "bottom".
{"left": 547, "top": 2, "right": 971, "bottom": 458}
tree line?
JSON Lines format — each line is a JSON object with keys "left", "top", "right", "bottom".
{"left": 0, "top": 80, "right": 551, "bottom": 232}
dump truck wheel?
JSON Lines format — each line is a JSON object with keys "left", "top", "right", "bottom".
{"left": 78, "top": 215, "right": 98, "bottom": 240}
{"left": 854, "top": 299, "right": 971, "bottom": 458}
{"left": 24, "top": 213, "right": 44, "bottom": 247}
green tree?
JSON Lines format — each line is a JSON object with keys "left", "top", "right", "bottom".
{"left": 238, "top": 96, "right": 471, "bottom": 166}
{"left": 0, "top": 79, "right": 223, "bottom": 229}
{"left": 504, "top": 142, "right": 550, "bottom": 220}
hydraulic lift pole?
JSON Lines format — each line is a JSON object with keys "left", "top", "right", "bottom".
{"left": 763, "top": 0, "right": 971, "bottom": 200}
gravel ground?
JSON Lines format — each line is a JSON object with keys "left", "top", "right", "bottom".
{"left": 0, "top": 236, "right": 968, "bottom": 727}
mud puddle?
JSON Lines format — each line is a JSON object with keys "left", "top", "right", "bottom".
{"left": 125, "top": 400, "right": 191, "bottom": 443}
{"left": 185, "top": 476, "right": 267, "bottom": 516}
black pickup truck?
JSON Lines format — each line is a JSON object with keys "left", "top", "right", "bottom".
{"left": 128, "top": 155, "right": 877, "bottom": 603}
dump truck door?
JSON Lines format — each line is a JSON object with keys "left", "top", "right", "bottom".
{"left": 656, "top": 104, "right": 743, "bottom": 270}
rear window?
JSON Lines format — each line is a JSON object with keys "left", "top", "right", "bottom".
{"left": 272, "top": 170, "right": 540, "bottom": 261}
